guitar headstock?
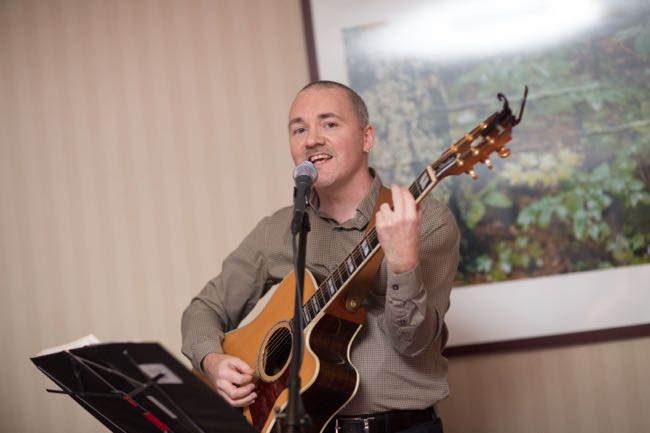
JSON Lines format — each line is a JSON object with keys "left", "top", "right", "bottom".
{"left": 432, "top": 87, "right": 528, "bottom": 181}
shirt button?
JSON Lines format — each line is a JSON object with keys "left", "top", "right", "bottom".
{"left": 392, "top": 284, "right": 399, "bottom": 290}
{"left": 397, "top": 319, "right": 407, "bottom": 326}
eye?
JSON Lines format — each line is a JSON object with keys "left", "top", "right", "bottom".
{"left": 292, "top": 127, "right": 306, "bottom": 135}
{"left": 325, "top": 121, "right": 337, "bottom": 128}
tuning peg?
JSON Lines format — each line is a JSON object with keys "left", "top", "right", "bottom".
{"left": 483, "top": 158, "right": 493, "bottom": 169}
{"left": 486, "top": 136, "right": 495, "bottom": 145}
{"left": 498, "top": 147, "right": 511, "bottom": 158}
{"left": 472, "top": 148, "right": 480, "bottom": 156}
{"left": 457, "top": 159, "right": 465, "bottom": 167}
{"left": 464, "top": 133, "right": 474, "bottom": 142}
{"left": 467, "top": 169, "right": 478, "bottom": 179}
{"left": 480, "top": 121, "right": 488, "bottom": 130}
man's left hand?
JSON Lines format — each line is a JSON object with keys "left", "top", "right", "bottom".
{"left": 375, "top": 184, "right": 421, "bottom": 274}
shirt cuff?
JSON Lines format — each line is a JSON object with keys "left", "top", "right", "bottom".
{"left": 386, "top": 265, "right": 422, "bottom": 301}
{"left": 191, "top": 340, "right": 224, "bottom": 373}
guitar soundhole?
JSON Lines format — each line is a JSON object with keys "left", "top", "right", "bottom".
{"left": 262, "top": 326, "right": 292, "bottom": 377}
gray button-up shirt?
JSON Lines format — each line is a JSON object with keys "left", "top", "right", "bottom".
{"left": 181, "top": 171, "right": 460, "bottom": 415}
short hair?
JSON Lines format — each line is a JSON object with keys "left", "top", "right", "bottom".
{"left": 300, "top": 80, "right": 369, "bottom": 128}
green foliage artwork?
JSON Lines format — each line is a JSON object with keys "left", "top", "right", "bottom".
{"left": 344, "top": 3, "right": 650, "bottom": 285}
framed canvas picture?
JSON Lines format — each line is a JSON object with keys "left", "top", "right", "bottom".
{"left": 302, "top": 0, "right": 650, "bottom": 353}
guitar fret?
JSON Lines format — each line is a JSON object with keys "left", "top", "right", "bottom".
{"left": 368, "top": 230, "right": 379, "bottom": 249}
{"left": 410, "top": 183, "right": 420, "bottom": 200}
{"left": 303, "top": 305, "right": 312, "bottom": 323}
{"left": 313, "top": 291, "right": 321, "bottom": 308}
{"left": 333, "top": 270, "right": 344, "bottom": 289}
{"left": 361, "top": 239, "right": 370, "bottom": 257}
{"left": 317, "top": 285, "right": 329, "bottom": 306}
{"left": 314, "top": 294, "right": 324, "bottom": 311}
{"left": 417, "top": 170, "right": 431, "bottom": 192}
{"left": 353, "top": 250, "right": 364, "bottom": 266}
{"left": 327, "top": 278, "right": 336, "bottom": 295}
{"left": 339, "top": 265, "right": 349, "bottom": 282}
{"left": 346, "top": 257, "right": 355, "bottom": 273}
{"left": 309, "top": 298, "right": 318, "bottom": 319}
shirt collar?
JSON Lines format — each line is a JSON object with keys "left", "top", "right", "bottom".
{"left": 309, "top": 168, "right": 382, "bottom": 230}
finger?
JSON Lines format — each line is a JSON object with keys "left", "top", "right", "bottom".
{"left": 229, "top": 357, "right": 255, "bottom": 375}
{"left": 222, "top": 364, "right": 254, "bottom": 385}
{"left": 228, "top": 371, "right": 254, "bottom": 386}
{"left": 375, "top": 208, "right": 384, "bottom": 227}
{"left": 401, "top": 188, "right": 418, "bottom": 221}
{"left": 378, "top": 202, "right": 392, "bottom": 220}
{"left": 230, "top": 391, "right": 257, "bottom": 408}
{"left": 216, "top": 389, "right": 236, "bottom": 406}
{"left": 390, "top": 184, "right": 404, "bottom": 216}
{"left": 218, "top": 379, "right": 256, "bottom": 400}
{"left": 217, "top": 388, "right": 257, "bottom": 408}
{"left": 227, "top": 382, "right": 257, "bottom": 400}
{"left": 218, "top": 360, "right": 254, "bottom": 386}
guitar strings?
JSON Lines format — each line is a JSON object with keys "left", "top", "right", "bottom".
{"left": 261, "top": 217, "right": 378, "bottom": 366}
{"left": 262, "top": 227, "right": 383, "bottom": 362}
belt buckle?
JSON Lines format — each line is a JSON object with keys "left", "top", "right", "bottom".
{"left": 334, "top": 417, "right": 371, "bottom": 433}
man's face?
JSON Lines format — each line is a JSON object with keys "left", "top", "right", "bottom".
{"left": 288, "top": 86, "right": 373, "bottom": 191}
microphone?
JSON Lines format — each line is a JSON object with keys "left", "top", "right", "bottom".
{"left": 291, "top": 161, "right": 318, "bottom": 234}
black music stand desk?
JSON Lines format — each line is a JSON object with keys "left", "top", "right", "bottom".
{"left": 31, "top": 342, "right": 257, "bottom": 433}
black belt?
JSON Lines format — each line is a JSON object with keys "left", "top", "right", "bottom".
{"left": 334, "top": 407, "right": 439, "bottom": 433}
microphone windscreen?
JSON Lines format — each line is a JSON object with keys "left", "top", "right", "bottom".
{"left": 293, "top": 161, "right": 318, "bottom": 182}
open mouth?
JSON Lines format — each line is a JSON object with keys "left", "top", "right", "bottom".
{"left": 308, "top": 153, "right": 332, "bottom": 166}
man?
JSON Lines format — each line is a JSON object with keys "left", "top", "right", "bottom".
{"left": 182, "top": 81, "right": 459, "bottom": 433}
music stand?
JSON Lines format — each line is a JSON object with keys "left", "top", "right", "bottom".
{"left": 31, "top": 342, "right": 258, "bottom": 433}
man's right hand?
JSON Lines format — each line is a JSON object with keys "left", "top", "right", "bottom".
{"left": 202, "top": 352, "right": 257, "bottom": 407}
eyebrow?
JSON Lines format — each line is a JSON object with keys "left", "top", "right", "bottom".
{"left": 288, "top": 112, "right": 344, "bottom": 128}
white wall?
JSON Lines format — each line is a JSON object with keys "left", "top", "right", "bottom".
{"left": 0, "top": 1, "right": 307, "bottom": 431}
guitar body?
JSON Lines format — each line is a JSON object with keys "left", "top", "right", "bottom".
{"left": 222, "top": 270, "right": 363, "bottom": 433}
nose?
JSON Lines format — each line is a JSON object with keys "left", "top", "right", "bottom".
{"left": 305, "top": 128, "right": 324, "bottom": 149}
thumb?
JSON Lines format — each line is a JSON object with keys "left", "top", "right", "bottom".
{"left": 229, "top": 357, "right": 254, "bottom": 375}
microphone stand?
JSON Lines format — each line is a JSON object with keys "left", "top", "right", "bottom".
{"left": 278, "top": 208, "right": 312, "bottom": 433}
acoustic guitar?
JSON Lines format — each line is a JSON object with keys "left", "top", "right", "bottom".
{"left": 215, "top": 89, "right": 527, "bottom": 433}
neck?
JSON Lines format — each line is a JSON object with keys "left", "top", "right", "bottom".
{"left": 315, "top": 170, "right": 374, "bottom": 223}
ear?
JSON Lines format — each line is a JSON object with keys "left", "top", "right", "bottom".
{"left": 362, "top": 124, "right": 375, "bottom": 153}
